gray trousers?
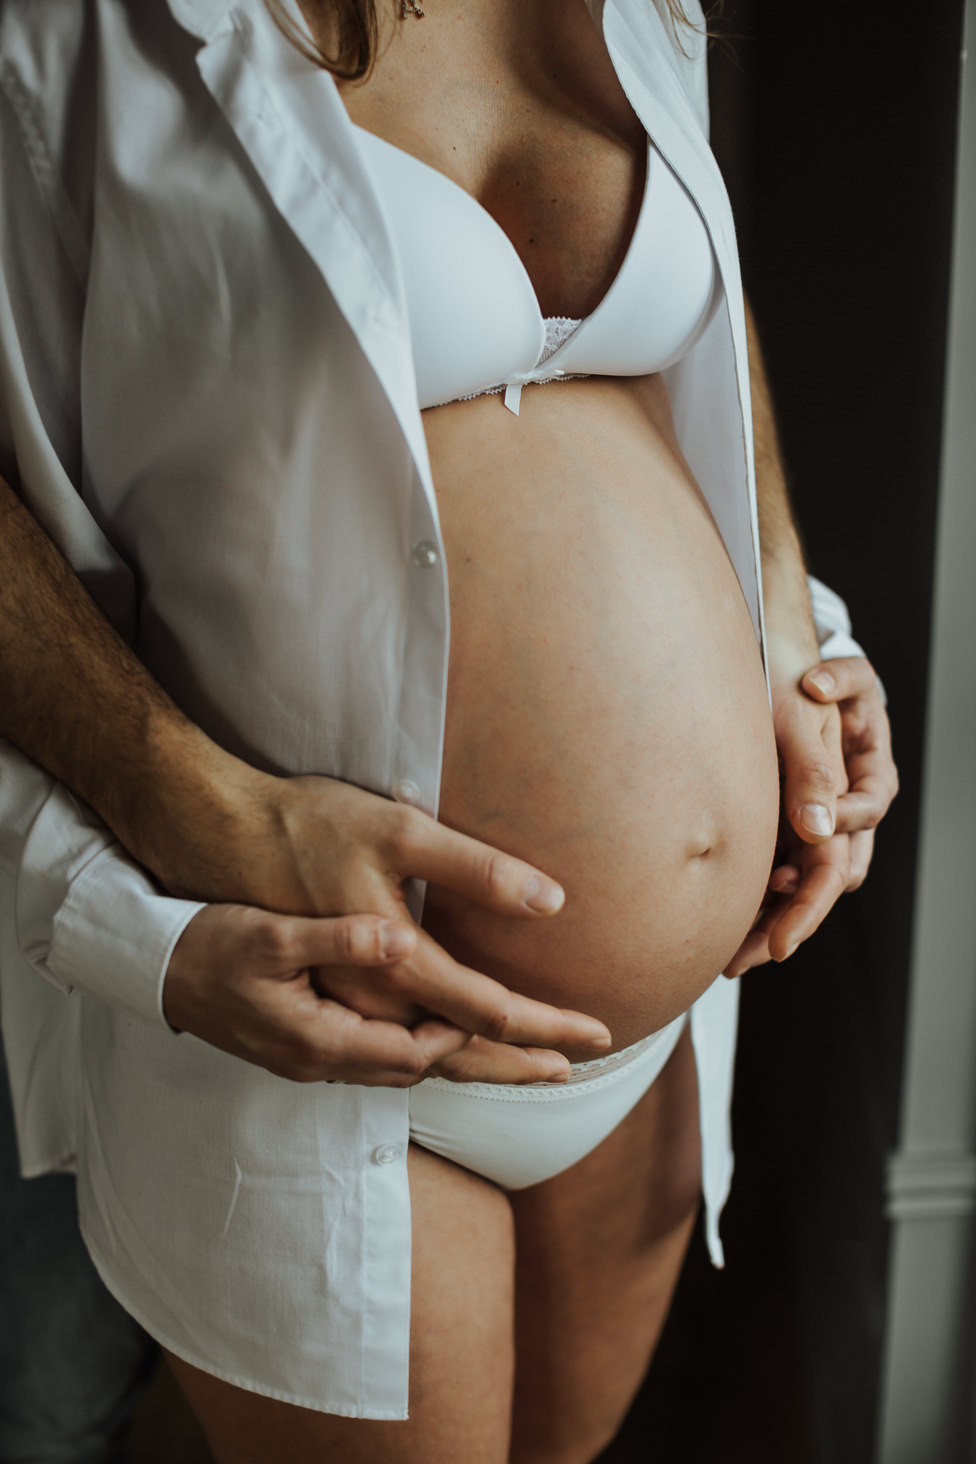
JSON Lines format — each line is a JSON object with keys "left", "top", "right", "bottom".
{"left": 0, "top": 1047, "right": 156, "bottom": 1464}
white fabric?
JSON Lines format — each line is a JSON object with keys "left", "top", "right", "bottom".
{"left": 353, "top": 127, "right": 718, "bottom": 414}
{"left": 809, "top": 573, "right": 869, "bottom": 664}
{"left": 0, "top": 0, "right": 860, "bottom": 1419}
{"left": 409, "top": 1013, "right": 687, "bottom": 1189}
{"left": 541, "top": 317, "right": 585, "bottom": 361}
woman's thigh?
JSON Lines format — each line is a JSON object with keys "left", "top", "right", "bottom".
{"left": 167, "top": 1143, "right": 516, "bottom": 1464}
{"left": 509, "top": 1025, "right": 702, "bottom": 1464}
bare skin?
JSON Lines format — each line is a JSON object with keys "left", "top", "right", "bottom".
{"left": 0, "top": 0, "right": 899, "bottom": 1458}
{"left": 422, "top": 376, "right": 779, "bottom": 1052}
{"left": 725, "top": 307, "right": 899, "bottom": 973}
{"left": 164, "top": 1027, "right": 701, "bottom": 1464}
{"left": 154, "top": 3, "right": 802, "bottom": 1458}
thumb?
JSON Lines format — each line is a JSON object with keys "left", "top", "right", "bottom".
{"left": 777, "top": 698, "right": 840, "bottom": 844}
{"left": 801, "top": 656, "right": 878, "bottom": 705}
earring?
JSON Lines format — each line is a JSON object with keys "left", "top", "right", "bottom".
{"left": 401, "top": 0, "right": 425, "bottom": 15}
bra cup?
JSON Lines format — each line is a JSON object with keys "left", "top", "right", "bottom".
{"left": 354, "top": 127, "right": 720, "bottom": 404}
{"left": 354, "top": 129, "right": 546, "bottom": 408}
{"left": 553, "top": 147, "right": 719, "bottom": 378}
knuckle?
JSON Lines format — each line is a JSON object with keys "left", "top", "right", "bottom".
{"left": 802, "top": 761, "right": 837, "bottom": 795}
{"left": 278, "top": 1024, "right": 341, "bottom": 1077}
{"left": 440, "top": 1050, "right": 482, "bottom": 1082}
{"left": 332, "top": 916, "right": 361, "bottom": 963}
{"left": 484, "top": 849, "right": 516, "bottom": 901}
{"left": 480, "top": 1006, "right": 513, "bottom": 1044}
{"left": 518, "top": 1053, "right": 558, "bottom": 1085}
{"left": 847, "top": 800, "right": 882, "bottom": 833}
{"left": 384, "top": 803, "right": 424, "bottom": 861}
{"left": 395, "top": 1048, "right": 429, "bottom": 1080}
{"left": 254, "top": 915, "right": 295, "bottom": 965}
{"left": 845, "top": 706, "right": 871, "bottom": 739}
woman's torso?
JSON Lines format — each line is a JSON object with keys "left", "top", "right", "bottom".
{"left": 334, "top": 0, "right": 779, "bottom": 1056}
{"left": 423, "top": 382, "right": 778, "bottom": 1054}
{"left": 0, "top": 7, "right": 753, "bottom": 1396}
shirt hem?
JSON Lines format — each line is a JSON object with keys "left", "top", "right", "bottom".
{"left": 77, "top": 1225, "right": 409, "bottom": 1422}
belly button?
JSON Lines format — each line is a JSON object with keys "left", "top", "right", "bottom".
{"left": 685, "top": 817, "right": 724, "bottom": 863}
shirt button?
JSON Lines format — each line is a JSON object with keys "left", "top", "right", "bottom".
{"left": 392, "top": 778, "right": 420, "bottom": 805}
{"left": 372, "top": 1144, "right": 403, "bottom": 1166}
{"left": 411, "top": 539, "right": 439, "bottom": 568}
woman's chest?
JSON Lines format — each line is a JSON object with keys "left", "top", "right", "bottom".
{"left": 332, "top": 0, "right": 649, "bottom": 316}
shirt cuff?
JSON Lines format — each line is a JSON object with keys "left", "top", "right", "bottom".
{"left": 808, "top": 573, "right": 866, "bottom": 660}
{"left": 46, "top": 848, "right": 203, "bottom": 1029}
{"left": 807, "top": 574, "right": 886, "bottom": 700}
{"left": 14, "top": 780, "right": 204, "bottom": 1029}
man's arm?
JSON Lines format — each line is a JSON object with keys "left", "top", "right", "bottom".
{"left": 0, "top": 473, "right": 609, "bottom": 1078}
{"left": 727, "top": 301, "right": 898, "bottom": 975}
{"left": 0, "top": 474, "right": 229, "bottom": 874}
{"left": 749, "top": 305, "right": 830, "bottom": 680}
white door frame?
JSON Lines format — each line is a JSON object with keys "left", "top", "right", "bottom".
{"left": 878, "top": 5, "right": 976, "bottom": 1460}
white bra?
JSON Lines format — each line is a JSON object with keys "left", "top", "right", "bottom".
{"left": 354, "top": 124, "right": 720, "bottom": 415}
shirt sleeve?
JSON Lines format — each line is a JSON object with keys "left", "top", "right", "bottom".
{"left": 808, "top": 574, "right": 869, "bottom": 662}
{"left": 1, "top": 751, "right": 204, "bottom": 1027}
{"left": 0, "top": 57, "right": 204, "bottom": 1030}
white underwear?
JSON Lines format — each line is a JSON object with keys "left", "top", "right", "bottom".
{"left": 408, "top": 1012, "right": 687, "bottom": 1189}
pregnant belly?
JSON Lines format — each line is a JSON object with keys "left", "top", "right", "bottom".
{"left": 420, "top": 376, "right": 779, "bottom": 1057}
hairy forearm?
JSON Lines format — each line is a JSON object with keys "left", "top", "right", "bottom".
{"left": 746, "top": 298, "right": 820, "bottom": 684}
{"left": 0, "top": 473, "right": 245, "bottom": 877}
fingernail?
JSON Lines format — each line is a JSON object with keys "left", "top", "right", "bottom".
{"left": 776, "top": 940, "right": 799, "bottom": 962}
{"left": 800, "top": 803, "right": 834, "bottom": 837}
{"left": 571, "top": 1014, "right": 611, "bottom": 1049}
{"left": 806, "top": 670, "right": 837, "bottom": 696}
{"left": 380, "top": 923, "right": 415, "bottom": 959}
{"left": 524, "top": 877, "right": 565, "bottom": 914}
{"left": 582, "top": 1029, "right": 612, "bottom": 1050}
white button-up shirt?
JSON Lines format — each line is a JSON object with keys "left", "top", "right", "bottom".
{"left": 0, "top": 0, "right": 860, "bottom": 1417}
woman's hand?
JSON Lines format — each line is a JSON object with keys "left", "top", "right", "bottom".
{"left": 147, "top": 763, "right": 610, "bottom": 1080}
{"left": 0, "top": 482, "right": 607, "bottom": 1078}
{"left": 726, "top": 655, "right": 898, "bottom": 977}
{"left": 165, "top": 902, "right": 604, "bottom": 1085}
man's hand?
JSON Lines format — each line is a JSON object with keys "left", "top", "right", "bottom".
{"left": 0, "top": 477, "right": 610, "bottom": 1080}
{"left": 738, "top": 298, "right": 897, "bottom": 979}
{"left": 801, "top": 656, "right": 898, "bottom": 866}
{"left": 726, "top": 655, "right": 897, "bottom": 977}
{"left": 165, "top": 902, "right": 606, "bottom": 1085}
{"left": 154, "top": 770, "right": 611, "bottom": 1080}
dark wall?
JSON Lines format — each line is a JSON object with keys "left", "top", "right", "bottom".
{"left": 603, "top": 6, "right": 964, "bottom": 1461}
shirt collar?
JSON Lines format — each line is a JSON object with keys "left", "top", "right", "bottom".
{"left": 165, "top": 0, "right": 234, "bottom": 42}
